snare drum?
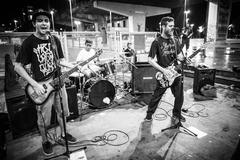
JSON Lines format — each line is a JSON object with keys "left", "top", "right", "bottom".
{"left": 83, "top": 77, "right": 115, "bottom": 109}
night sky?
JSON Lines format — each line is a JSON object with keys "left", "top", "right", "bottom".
{"left": 0, "top": 0, "right": 66, "bottom": 24}
{"left": 1, "top": 0, "right": 239, "bottom": 34}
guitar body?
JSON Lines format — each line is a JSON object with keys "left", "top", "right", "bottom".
{"left": 25, "top": 49, "right": 103, "bottom": 105}
{"left": 25, "top": 78, "right": 55, "bottom": 105}
{"left": 155, "top": 65, "right": 181, "bottom": 88}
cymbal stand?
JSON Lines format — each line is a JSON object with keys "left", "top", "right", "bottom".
{"left": 119, "top": 54, "right": 138, "bottom": 69}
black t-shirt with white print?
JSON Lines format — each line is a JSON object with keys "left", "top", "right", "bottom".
{"left": 148, "top": 36, "right": 181, "bottom": 68}
{"left": 16, "top": 34, "right": 64, "bottom": 81}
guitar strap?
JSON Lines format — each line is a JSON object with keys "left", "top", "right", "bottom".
{"left": 172, "top": 37, "right": 178, "bottom": 66}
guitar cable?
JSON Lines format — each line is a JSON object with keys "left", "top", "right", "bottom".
{"left": 38, "top": 108, "right": 59, "bottom": 144}
{"left": 154, "top": 101, "right": 209, "bottom": 121}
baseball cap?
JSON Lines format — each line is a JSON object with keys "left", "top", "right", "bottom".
{"left": 32, "top": 9, "right": 51, "bottom": 21}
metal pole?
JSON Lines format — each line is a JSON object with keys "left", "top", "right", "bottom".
{"left": 50, "top": 11, "right": 55, "bottom": 31}
{"left": 69, "top": 0, "right": 73, "bottom": 31}
{"left": 183, "top": 0, "right": 187, "bottom": 28}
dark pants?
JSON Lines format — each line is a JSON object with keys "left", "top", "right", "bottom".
{"left": 182, "top": 38, "right": 190, "bottom": 50}
{"left": 146, "top": 76, "right": 184, "bottom": 118}
{"left": 0, "top": 113, "right": 9, "bottom": 159}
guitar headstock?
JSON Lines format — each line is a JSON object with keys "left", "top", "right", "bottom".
{"left": 96, "top": 48, "right": 103, "bottom": 56}
{"left": 199, "top": 40, "right": 215, "bottom": 50}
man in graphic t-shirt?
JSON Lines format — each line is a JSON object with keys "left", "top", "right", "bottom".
{"left": 144, "top": 16, "right": 186, "bottom": 123}
{"left": 14, "top": 9, "right": 77, "bottom": 156}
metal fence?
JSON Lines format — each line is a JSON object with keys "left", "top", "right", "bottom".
{"left": 0, "top": 31, "right": 158, "bottom": 64}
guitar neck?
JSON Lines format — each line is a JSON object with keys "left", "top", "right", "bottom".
{"left": 52, "top": 52, "right": 101, "bottom": 85}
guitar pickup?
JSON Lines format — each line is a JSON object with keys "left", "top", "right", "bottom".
{"left": 143, "top": 77, "right": 153, "bottom": 80}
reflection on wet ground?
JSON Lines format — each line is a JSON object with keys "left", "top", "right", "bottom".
{"left": 189, "top": 41, "right": 240, "bottom": 72}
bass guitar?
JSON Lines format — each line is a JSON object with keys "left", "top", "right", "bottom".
{"left": 155, "top": 41, "right": 213, "bottom": 88}
{"left": 26, "top": 49, "right": 102, "bottom": 105}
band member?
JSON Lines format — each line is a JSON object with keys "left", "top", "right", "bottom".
{"left": 76, "top": 39, "right": 101, "bottom": 78}
{"left": 181, "top": 21, "right": 193, "bottom": 55}
{"left": 124, "top": 42, "right": 135, "bottom": 57}
{"left": 14, "top": 9, "right": 77, "bottom": 156}
{"left": 144, "top": 16, "right": 186, "bottom": 122}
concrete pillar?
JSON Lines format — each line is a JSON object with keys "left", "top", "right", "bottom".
{"left": 206, "top": 1, "right": 218, "bottom": 42}
{"left": 94, "top": 22, "right": 98, "bottom": 31}
{"left": 206, "top": 0, "right": 232, "bottom": 41}
{"left": 127, "top": 14, "right": 146, "bottom": 32}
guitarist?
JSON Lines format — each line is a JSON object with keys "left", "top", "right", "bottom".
{"left": 181, "top": 21, "right": 193, "bottom": 56}
{"left": 14, "top": 9, "right": 77, "bottom": 156}
{"left": 144, "top": 16, "right": 186, "bottom": 123}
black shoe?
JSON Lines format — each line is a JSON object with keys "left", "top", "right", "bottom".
{"left": 42, "top": 141, "right": 54, "bottom": 156}
{"left": 61, "top": 133, "right": 77, "bottom": 144}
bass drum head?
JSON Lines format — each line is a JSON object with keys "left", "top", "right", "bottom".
{"left": 87, "top": 79, "right": 115, "bottom": 109}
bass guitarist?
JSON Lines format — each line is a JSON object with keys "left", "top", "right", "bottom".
{"left": 144, "top": 16, "right": 186, "bottom": 123}
{"left": 181, "top": 21, "right": 193, "bottom": 56}
{"left": 14, "top": 9, "right": 77, "bottom": 156}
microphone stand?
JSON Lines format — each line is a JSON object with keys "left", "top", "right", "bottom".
{"left": 161, "top": 29, "right": 197, "bottom": 137}
{"left": 119, "top": 54, "right": 138, "bottom": 69}
{"left": 45, "top": 32, "right": 86, "bottom": 160}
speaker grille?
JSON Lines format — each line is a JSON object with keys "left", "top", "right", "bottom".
{"left": 132, "top": 63, "right": 157, "bottom": 94}
{"left": 193, "top": 68, "right": 216, "bottom": 95}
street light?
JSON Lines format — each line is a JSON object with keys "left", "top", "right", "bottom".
{"left": 50, "top": 10, "right": 55, "bottom": 31}
{"left": 68, "top": 0, "right": 73, "bottom": 31}
{"left": 13, "top": 20, "right": 18, "bottom": 29}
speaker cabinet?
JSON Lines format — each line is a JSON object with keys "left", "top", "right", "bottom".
{"left": 6, "top": 96, "right": 37, "bottom": 139}
{"left": 132, "top": 63, "right": 157, "bottom": 94}
{"left": 66, "top": 85, "right": 79, "bottom": 121}
{"left": 193, "top": 68, "right": 216, "bottom": 95}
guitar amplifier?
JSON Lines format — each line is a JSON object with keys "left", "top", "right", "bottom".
{"left": 193, "top": 68, "right": 216, "bottom": 95}
{"left": 131, "top": 62, "right": 157, "bottom": 94}
{"left": 51, "top": 85, "right": 79, "bottom": 125}
{"left": 6, "top": 95, "right": 38, "bottom": 139}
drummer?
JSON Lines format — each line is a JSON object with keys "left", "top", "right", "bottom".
{"left": 123, "top": 42, "right": 136, "bottom": 71}
{"left": 76, "top": 39, "right": 102, "bottom": 78}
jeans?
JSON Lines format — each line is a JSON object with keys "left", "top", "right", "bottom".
{"left": 146, "top": 76, "right": 184, "bottom": 118}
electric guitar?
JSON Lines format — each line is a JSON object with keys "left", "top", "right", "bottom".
{"left": 26, "top": 49, "right": 103, "bottom": 105}
{"left": 155, "top": 41, "right": 213, "bottom": 88}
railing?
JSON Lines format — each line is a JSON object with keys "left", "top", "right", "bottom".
{"left": 0, "top": 31, "right": 159, "bottom": 63}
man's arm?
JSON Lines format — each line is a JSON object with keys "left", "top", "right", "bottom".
{"left": 148, "top": 57, "right": 170, "bottom": 77}
{"left": 14, "top": 62, "right": 45, "bottom": 95}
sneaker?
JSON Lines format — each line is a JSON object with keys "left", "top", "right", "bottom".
{"left": 61, "top": 133, "right": 77, "bottom": 144}
{"left": 42, "top": 141, "right": 54, "bottom": 156}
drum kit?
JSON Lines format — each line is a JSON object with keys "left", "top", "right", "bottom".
{"left": 68, "top": 52, "right": 137, "bottom": 109}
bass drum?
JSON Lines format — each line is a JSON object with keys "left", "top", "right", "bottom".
{"left": 83, "top": 78, "right": 115, "bottom": 109}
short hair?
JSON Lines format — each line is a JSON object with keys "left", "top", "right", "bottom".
{"left": 127, "top": 42, "right": 132, "bottom": 46}
{"left": 159, "top": 16, "right": 174, "bottom": 27}
{"left": 85, "top": 39, "right": 93, "bottom": 44}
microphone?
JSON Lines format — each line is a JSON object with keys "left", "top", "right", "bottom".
{"left": 46, "top": 30, "right": 51, "bottom": 35}
{"left": 173, "top": 27, "right": 180, "bottom": 31}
